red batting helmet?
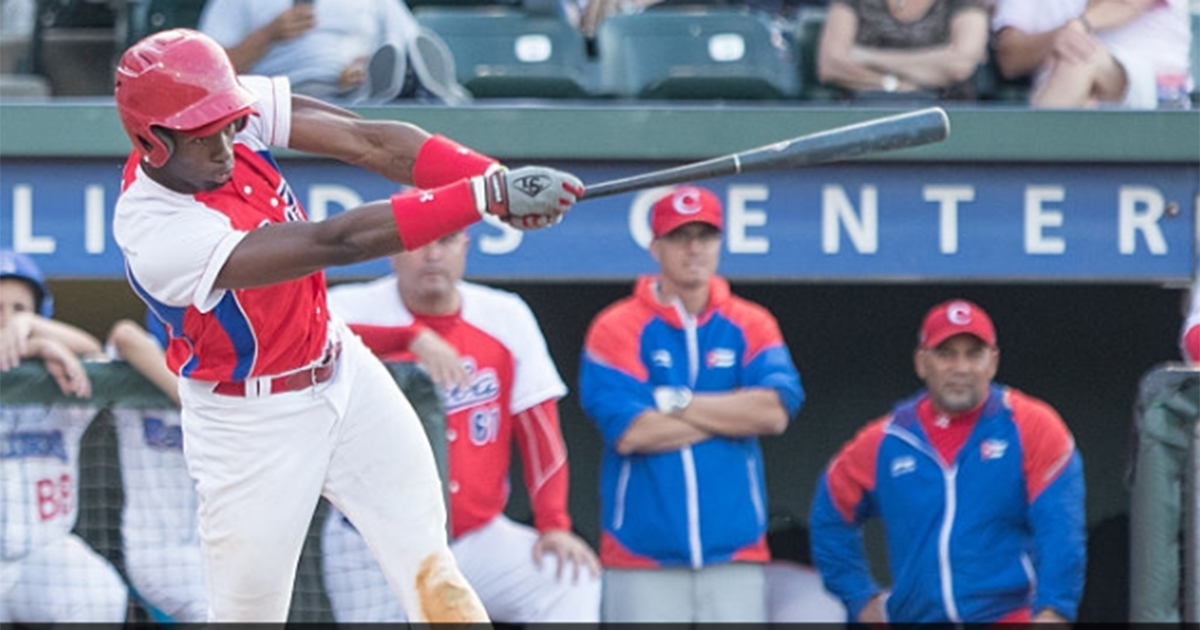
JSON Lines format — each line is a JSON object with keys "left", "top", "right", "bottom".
{"left": 114, "top": 28, "right": 258, "bottom": 168}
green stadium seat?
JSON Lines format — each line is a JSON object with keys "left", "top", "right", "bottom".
{"left": 123, "top": 0, "right": 209, "bottom": 51}
{"left": 793, "top": 7, "right": 835, "bottom": 102}
{"left": 595, "top": 8, "right": 801, "bottom": 101}
{"left": 31, "top": 0, "right": 118, "bottom": 96}
{"left": 416, "top": 8, "right": 595, "bottom": 99}
{"left": 974, "top": 56, "right": 1031, "bottom": 103}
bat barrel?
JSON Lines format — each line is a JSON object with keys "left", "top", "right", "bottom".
{"left": 582, "top": 107, "right": 950, "bottom": 200}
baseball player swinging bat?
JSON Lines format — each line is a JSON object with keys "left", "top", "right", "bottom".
{"left": 582, "top": 107, "right": 950, "bottom": 200}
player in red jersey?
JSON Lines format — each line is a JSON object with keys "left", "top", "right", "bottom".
{"left": 320, "top": 229, "right": 600, "bottom": 622}
{"left": 111, "top": 28, "right": 582, "bottom": 622}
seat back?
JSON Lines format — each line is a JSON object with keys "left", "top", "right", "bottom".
{"left": 596, "top": 9, "right": 800, "bottom": 101}
{"left": 31, "top": 0, "right": 117, "bottom": 95}
{"left": 792, "top": 7, "right": 834, "bottom": 101}
{"left": 124, "top": 0, "right": 208, "bottom": 50}
{"left": 416, "top": 8, "right": 594, "bottom": 99}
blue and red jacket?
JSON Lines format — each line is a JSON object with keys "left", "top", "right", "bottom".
{"left": 579, "top": 275, "right": 803, "bottom": 569}
{"left": 810, "top": 385, "right": 1086, "bottom": 623}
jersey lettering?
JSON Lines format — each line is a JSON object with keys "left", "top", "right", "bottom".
{"left": 442, "top": 357, "right": 500, "bottom": 413}
{"left": 142, "top": 416, "right": 184, "bottom": 451}
{"left": 35, "top": 473, "right": 73, "bottom": 521}
{"left": 0, "top": 430, "right": 68, "bottom": 461}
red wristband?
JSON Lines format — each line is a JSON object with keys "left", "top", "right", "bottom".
{"left": 390, "top": 179, "right": 481, "bottom": 251}
{"left": 412, "top": 134, "right": 499, "bottom": 189}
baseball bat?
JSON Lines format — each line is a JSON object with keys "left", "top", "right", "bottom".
{"left": 582, "top": 107, "right": 950, "bottom": 200}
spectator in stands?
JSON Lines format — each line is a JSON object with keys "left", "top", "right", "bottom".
{"left": 198, "top": 0, "right": 468, "bottom": 104}
{"left": 1182, "top": 272, "right": 1200, "bottom": 364}
{"left": 992, "top": 0, "right": 1192, "bottom": 109}
{"left": 578, "top": 185, "right": 804, "bottom": 622}
{"left": 0, "top": 249, "right": 128, "bottom": 623}
{"left": 319, "top": 229, "right": 601, "bottom": 623}
{"left": 106, "top": 316, "right": 207, "bottom": 622}
{"left": 816, "top": 0, "right": 989, "bottom": 101}
{"left": 809, "top": 299, "right": 1086, "bottom": 624}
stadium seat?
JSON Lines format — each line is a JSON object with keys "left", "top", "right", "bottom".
{"left": 416, "top": 8, "right": 595, "bottom": 99}
{"left": 596, "top": 8, "right": 801, "bottom": 100}
{"left": 31, "top": 0, "right": 118, "bottom": 96}
{"left": 123, "top": 0, "right": 209, "bottom": 51}
{"left": 792, "top": 7, "right": 835, "bottom": 102}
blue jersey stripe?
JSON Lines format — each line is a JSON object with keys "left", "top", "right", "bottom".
{"left": 126, "top": 265, "right": 200, "bottom": 377}
{"left": 211, "top": 292, "right": 258, "bottom": 381}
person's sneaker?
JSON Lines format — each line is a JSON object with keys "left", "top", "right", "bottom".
{"left": 358, "top": 42, "right": 408, "bottom": 104}
{"left": 408, "top": 28, "right": 473, "bottom": 106}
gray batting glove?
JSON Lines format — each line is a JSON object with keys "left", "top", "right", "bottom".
{"left": 471, "top": 165, "right": 584, "bottom": 231}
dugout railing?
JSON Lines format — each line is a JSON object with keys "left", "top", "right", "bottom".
{"left": 1129, "top": 363, "right": 1200, "bottom": 623}
{"left": 0, "top": 359, "right": 447, "bottom": 623}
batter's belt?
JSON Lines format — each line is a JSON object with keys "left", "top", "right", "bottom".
{"left": 211, "top": 342, "right": 342, "bottom": 397}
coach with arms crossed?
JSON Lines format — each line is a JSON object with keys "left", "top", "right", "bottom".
{"left": 579, "top": 185, "right": 804, "bottom": 622}
{"left": 810, "top": 299, "right": 1086, "bottom": 624}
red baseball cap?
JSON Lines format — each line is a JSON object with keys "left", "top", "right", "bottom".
{"left": 651, "top": 186, "right": 723, "bottom": 238}
{"left": 919, "top": 299, "right": 996, "bottom": 348}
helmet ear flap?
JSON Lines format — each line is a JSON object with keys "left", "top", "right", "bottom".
{"left": 152, "top": 127, "right": 175, "bottom": 160}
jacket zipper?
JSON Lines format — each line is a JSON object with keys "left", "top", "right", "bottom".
{"left": 887, "top": 425, "right": 962, "bottom": 623}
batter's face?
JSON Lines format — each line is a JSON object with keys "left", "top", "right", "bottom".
{"left": 650, "top": 223, "right": 721, "bottom": 292}
{"left": 0, "top": 278, "right": 37, "bottom": 327}
{"left": 390, "top": 231, "right": 468, "bottom": 312}
{"left": 914, "top": 334, "right": 999, "bottom": 414}
{"left": 147, "top": 122, "right": 239, "bottom": 194}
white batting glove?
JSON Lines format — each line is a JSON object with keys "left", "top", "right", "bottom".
{"left": 470, "top": 165, "right": 584, "bottom": 231}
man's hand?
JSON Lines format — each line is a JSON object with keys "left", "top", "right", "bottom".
{"left": 0, "top": 311, "right": 34, "bottom": 371}
{"left": 30, "top": 337, "right": 91, "bottom": 398}
{"left": 532, "top": 529, "right": 601, "bottom": 582}
{"left": 1051, "top": 18, "right": 1098, "bottom": 63}
{"left": 472, "top": 166, "right": 584, "bottom": 231}
{"left": 858, "top": 592, "right": 888, "bottom": 625}
{"left": 1033, "top": 608, "right": 1069, "bottom": 623}
{"left": 410, "top": 328, "right": 470, "bottom": 390}
{"left": 270, "top": 5, "right": 316, "bottom": 41}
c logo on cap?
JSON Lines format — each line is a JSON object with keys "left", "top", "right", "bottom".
{"left": 947, "top": 301, "right": 972, "bottom": 325}
{"left": 672, "top": 190, "right": 703, "bottom": 215}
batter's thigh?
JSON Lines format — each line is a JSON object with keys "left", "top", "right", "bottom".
{"left": 320, "top": 506, "right": 406, "bottom": 622}
{"left": 124, "top": 543, "right": 208, "bottom": 622}
{"left": 180, "top": 385, "right": 338, "bottom": 622}
{"left": 320, "top": 340, "right": 482, "bottom": 622}
{"left": 453, "top": 515, "right": 600, "bottom": 623}
{"left": 5, "top": 535, "right": 127, "bottom": 623}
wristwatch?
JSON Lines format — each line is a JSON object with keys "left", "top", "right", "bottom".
{"left": 881, "top": 74, "right": 899, "bottom": 93}
{"left": 653, "top": 386, "right": 693, "bottom": 415}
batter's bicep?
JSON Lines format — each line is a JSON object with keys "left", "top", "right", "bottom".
{"left": 287, "top": 98, "right": 429, "bottom": 183}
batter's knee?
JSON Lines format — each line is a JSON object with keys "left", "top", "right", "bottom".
{"left": 415, "top": 551, "right": 489, "bottom": 623}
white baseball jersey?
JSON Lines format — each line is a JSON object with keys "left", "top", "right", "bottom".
{"left": 114, "top": 74, "right": 330, "bottom": 383}
{"left": 111, "top": 408, "right": 206, "bottom": 622}
{"left": 113, "top": 408, "right": 198, "bottom": 548}
{"left": 0, "top": 404, "right": 128, "bottom": 623}
{"left": 0, "top": 405, "right": 96, "bottom": 560}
